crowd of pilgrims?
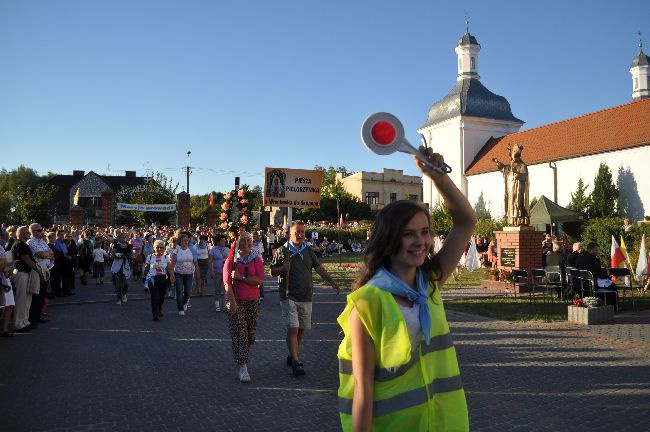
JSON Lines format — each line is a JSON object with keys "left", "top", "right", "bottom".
{"left": 0, "top": 223, "right": 282, "bottom": 323}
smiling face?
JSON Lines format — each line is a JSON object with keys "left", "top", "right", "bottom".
{"left": 238, "top": 235, "right": 252, "bottom": 254}
{"left": 390, "top": 212, "right": 432, "bottom": 274}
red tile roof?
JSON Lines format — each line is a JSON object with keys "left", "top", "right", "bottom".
{"left": 465, "top": 98, "right": 650, "bottom": 175}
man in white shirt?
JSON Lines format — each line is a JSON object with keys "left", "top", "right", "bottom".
{"left": 27, "top": 223, "right": 53, "bottom": 324}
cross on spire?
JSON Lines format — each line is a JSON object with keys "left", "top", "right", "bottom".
{"left": 639, "top": 31, "right": 644, "bottom": 51}
{"left": 465, "top": 14, "right": 470, "bottom": 33}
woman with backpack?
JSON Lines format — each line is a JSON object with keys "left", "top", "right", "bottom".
{"left": 110, "top": 231, "right": 132, "bottom": 305}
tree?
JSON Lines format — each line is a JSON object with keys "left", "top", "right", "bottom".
{"left": 567, "top": 177, "right": 591, "bottom": 215}
{"left": 430, "top": 202, "right": 452, "bottom": 235}
{"left": 0, "top": 166, "right": 55, "bottom": 224}
{"left": 314, "top": 165, "right": 352, "bottom": 199}
{"left": 115, "top": 172, "right": 178, "bottom": 225}
{"left": 588, "top": 163, "right": 619, "bottom": 218}
{"left": 190, "top": 193, "right": 212, "bottom": 225}
{"left": 529, "top": 196, "right": 539, "bottom": 212}
{"left": 13, "top": 184, "right": 57, "bottom": 226}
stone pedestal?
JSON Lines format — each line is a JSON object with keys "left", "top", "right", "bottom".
{"left": 177, "top": 192, "right": 190, "bottom": 228}
{"left": 69, "top": 205, "right": 86, "bottom": 227}
{"left": 206, "top": 208, "right": 217, "bottom": 227}
{"left": 101, "top": 191, "right": 114, "bottom": 228}
{"left": 494, "top": 227, "right": 545, "bottom": 276}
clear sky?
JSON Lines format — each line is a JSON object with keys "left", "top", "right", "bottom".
{"left": 1, "top": 1, "right": 648, "bottom": 195}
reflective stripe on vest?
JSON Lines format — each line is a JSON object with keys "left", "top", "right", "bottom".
{"left": 338, "top": 332, "right": 454, "bottom": 382}
{"left": 338, "top": 374, "right": 463, "bottom": 417}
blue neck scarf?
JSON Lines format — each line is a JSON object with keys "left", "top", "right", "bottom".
{"left": 237, "top": 251, "right": 258, "bottom": 265}
{"left": 55, "top": 239, "right": 68, "bottom": 255}
{"left": 288, "top": 241, "right": 307, "bottom": 260}
{"left": 368, "top": 266, "right": 432, "bottom": 344}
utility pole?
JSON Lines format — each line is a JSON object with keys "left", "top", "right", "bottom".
{"left": 186, "top": 151, "right": 191, "bottom": 193}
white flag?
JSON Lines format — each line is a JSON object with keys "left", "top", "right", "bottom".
{"left": 636, "top": 234, "right": 648, "bottom": 280}
{"left": 465, "top": 238, "right": 482, "bottom": 272}
{"left": 433, "top": 236, "right": 443, "bottom": 254}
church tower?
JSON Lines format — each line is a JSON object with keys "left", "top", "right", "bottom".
{"left": 418, "top": 26, "right": 524, "bottom": 208}
{"left": 630, "top": 33, "right": 650, "bottom": 101}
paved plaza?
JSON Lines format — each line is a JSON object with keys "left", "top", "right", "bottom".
{"left": 1, "top": 276, "right": 649, "bottom": 432}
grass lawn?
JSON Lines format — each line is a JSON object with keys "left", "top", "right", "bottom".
{"left": 313, "top": 253, "right": 488, "bottom": 291}
{"left": 445, "top": 290, "right": 650, "bottom": 322}
{"left": 444, "top": 297, "right": 571, "bottom": 322}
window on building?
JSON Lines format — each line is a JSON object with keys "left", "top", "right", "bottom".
{"left": 407, "top": 194, "right": 419, "bottom": 201}
{"left": 471, "top": 56, "right": 476, "bottom": 69}
{"left": 458, "top": 58, "right": 462, "bottom": 70}
{"left": 365, "top": 192, "right": 379, "bottom": 206}
{"left": 635, "top": 77, "right": 638, "bottom": 90}
{"left": 390, "top": 192, "right": 397, "bottom": 203}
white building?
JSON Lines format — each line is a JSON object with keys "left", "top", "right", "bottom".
{"left": 420, "top": 31, "right": 650, "bottom": 221}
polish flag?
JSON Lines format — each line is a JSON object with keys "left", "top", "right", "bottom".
{"left": 611, "top": 235, "right": 626, "bottom": 269}
{"left": 209, "top": 193, "right": 214, "bottom": 208}
{"left": 339, "top": 214, "right": 345, "bottom": 228}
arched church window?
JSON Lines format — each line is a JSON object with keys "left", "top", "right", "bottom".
{"left": 458, "top": 58, "right": 462, "bottom": 70}
{"left": 634, "top": 77, "right": 638, "bottom": 89}
{"left": 471, "top": 56, "right": 476, "bottom": 69}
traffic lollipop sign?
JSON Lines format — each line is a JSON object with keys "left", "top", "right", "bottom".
{"left": 360, "top": 112, "right": 452, "bottom": 174}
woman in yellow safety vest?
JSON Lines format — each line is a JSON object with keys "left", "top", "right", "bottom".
{"left": 337, "top": 147, "right": 476, "bottom": 431}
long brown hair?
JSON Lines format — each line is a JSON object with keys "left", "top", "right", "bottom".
{"left": 353, "top": 200, "right": 441, "bottom": 291}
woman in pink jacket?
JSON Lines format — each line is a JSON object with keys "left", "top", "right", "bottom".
{"left": 223, "top": 231, "right": 264, "bottom": 383}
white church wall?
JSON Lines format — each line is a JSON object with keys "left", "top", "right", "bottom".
{"left": 419, "top": 118, "right": 462, "bottom": 207}
{"left": 466, "top": 145, "right": 650, "bottom": 221}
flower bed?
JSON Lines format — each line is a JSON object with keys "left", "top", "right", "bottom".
{"left": 336, "top": 264, "right": 363, "bottom": 272}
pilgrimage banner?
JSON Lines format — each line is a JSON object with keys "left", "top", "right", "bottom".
{"left": 116, "top": 203, "right": 176, "bottom": 212}
{"left": 264, "top": 167, "right": 323, "bottom": 208}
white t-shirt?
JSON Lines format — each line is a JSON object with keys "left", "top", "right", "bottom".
{"left": 93, "top": 248, "right": 108, "bottom": 263}
{"left": 147, "top": 254, "right": 169, "bottom": 277}
{"left": 196, "top": 243, "right": 209, "bottom": 260}
{"left": 174, "top": 247, "right": 196, "bottom": 275}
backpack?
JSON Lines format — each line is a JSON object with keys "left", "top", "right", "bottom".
{"left": 79, "top": 239, "right": 93, "bottom": 257}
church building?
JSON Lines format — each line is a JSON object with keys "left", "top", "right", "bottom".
{"left": 420, "top": 31, "right": 650, "bottom": 221}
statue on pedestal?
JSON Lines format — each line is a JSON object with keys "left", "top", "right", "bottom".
{"left": 493, "top": 144, "right": 530, "bottom": 226}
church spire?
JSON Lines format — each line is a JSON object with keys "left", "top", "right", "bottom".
{"left": 630, "top": 31, "right": 650, "bottom": 101}
{"left": 455, "top": 19, "right": 481, "bottom": 81}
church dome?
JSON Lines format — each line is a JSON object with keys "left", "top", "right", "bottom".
{"left": 421, "top": 79, "right": 523, "bottom": 128}
{"left": 631, "top": 50, "right": 650, "bottom": 68}
{"left": 457, "top": 32, "right": 480, "bottom": 47}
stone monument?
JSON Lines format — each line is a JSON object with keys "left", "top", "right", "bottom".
{"left": 482, "top": 144, "right": 544, "bottom": 294}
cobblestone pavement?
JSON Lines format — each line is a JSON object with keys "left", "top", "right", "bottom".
{"left": 1, "top": 276, "right": 649, "bottom": 431}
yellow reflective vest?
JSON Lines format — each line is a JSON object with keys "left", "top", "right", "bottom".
{"left": 337, "top": 283, "right": 469, "bottom": 431}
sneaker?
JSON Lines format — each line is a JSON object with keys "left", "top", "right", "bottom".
{"left": 183, "top": 303, "right": 188, "bottom": 311}
{"left": 286, "top": 355, "right": 292, "bottom": 366}
{"left": 239, "top": 369, "right": 251, "bottom": 383}
{"left": 122, "top": 295, "right": 127, "bottom": 303}
{"left": 215, "top": 302, "right": 221, "bottom": 312}
{"left": 153, "top": 316, "right": 159, "bottom": 321}
{"left": 116, "top": 300, "right": 122, "bottom": 305}
{"left": 178, "top": 310, "right": 185, "bottom": 316}
{"left": 292, "top": 362, "right": 306, "bottom": 377}
{"left": 186, "top": 300, "right": 192, "bottom": 308}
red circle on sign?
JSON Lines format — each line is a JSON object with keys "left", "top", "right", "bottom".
{"left": 371, "top": 121, "right": 396, "bottom": 146}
